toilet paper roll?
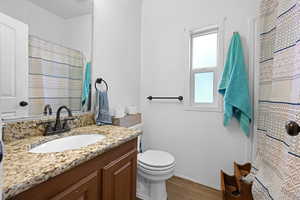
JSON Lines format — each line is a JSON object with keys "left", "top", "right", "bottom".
{"left": 126, "top": 106, "right": 138, "bottom": 115}
{"left": 114, "top": 106, "right": 126, "bottom": 118}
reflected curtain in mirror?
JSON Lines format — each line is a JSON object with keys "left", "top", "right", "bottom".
{"left": 28, "top": 36, "right": 83, "bottom": 115}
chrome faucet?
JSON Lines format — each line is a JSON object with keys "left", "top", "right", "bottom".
{"left": 43, "top": 104, "right": 53, "bottom": 116}
{"left": 44, "top": 106, "right": 74, "bottom": 136}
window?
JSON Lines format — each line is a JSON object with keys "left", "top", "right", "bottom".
{"left": 185, "top": 25, "right": 223, "bottom": 111}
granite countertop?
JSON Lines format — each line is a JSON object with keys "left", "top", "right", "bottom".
{"left": 3, "top": 125, "right": 141, "bottom": 199}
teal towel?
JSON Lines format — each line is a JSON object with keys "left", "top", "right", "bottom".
{"left": 81, "top": 62, "right": 91, "bottom": 108}
{"left": 218, "top": 33, "right": 252, "bottom": 136}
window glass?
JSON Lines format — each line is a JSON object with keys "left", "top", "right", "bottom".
{"left": 194, "top": 72, "right": 214, "bottom": 103}
{"left": 192, "top": 33, "right": 218, "bottom": 69}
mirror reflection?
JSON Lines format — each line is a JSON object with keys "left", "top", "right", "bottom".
{"left": 0, "top": 0, "right": 93, "bottom": 120}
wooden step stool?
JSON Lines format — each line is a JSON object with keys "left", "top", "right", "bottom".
{"left": 221, "top": 162, "right": 253, "bottom": 200}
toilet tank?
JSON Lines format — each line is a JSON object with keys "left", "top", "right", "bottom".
{"left": 128, "top": 123, "right": 143, "bottom": 153}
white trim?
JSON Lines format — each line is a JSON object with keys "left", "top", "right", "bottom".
{"left": 174, "top": 173, "right": 219, "bottom": 190}
{"left": 184, "top": 20, "right": 225, "bottom": 112}
{"left": 250, "top": 17, "right": 260, "bottom": 162}
{"left": 243, "top": 17, "right": 259, "bottom": 162}
{"left": 189, "top": 24, "right": 219, "bottom": 35}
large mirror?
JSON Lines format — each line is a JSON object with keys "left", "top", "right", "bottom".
{"left": 0, "top": 0, "right": 93, "bottom": 120}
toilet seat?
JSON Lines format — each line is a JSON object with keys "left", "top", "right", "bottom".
{"left": 138, "top": 150, "right": 175, "bottom": 169}
{"left": 138, "top": 160, "right": 176, "bottom": 172}
{"left": 138, "top": 161, "right": 175, "bottom": 175}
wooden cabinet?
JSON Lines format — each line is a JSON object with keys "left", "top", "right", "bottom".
{"left": 102, "top": 150, "right": 137, "bottom": 200}
{"left": 12, "top": 139, "right": 137, "bottom": 200}
{"left": 49, "top": 172, "right": 98, "bottom": 200}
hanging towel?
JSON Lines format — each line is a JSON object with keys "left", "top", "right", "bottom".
{"left": 95, "top": 89, "right": 112, "bottom": 126}
{"left": 218, "top": 33, "right": 252, "bottom": 136}
{"left": 81, "top": 62, "right": 91, "bottom": 111}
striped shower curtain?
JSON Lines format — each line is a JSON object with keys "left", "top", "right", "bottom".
{"left": 252, "top": 0, "right": 300, "bottom": 199}
{"left": 28, "top": 36, "right": 83, "bottom": 115}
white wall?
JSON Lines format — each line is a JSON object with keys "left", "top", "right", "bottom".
{"left": 92, "top": 0, "right": 142, "bottom": 112}
{"left": 63, "top": 14, "right": 93, "bottom": 61}
{"left": 141, "top": 0, "right": 260, "bottom": 189}
{"left": 0, "top": 0, "right": 92, "bottom": 59}
{"left": 0, "top": 0, "right": 65, "bottom": 45}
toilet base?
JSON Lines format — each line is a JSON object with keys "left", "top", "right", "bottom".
{"left": 137, "top": 174, "right": 168, "bottom": 200}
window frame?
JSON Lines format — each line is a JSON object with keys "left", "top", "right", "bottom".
{"left": 184, "top": 24, "right": 224, "bottom": 112}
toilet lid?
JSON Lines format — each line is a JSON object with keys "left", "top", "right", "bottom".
{"left": 138, "top": 150, "right": 175, "bottom": 168}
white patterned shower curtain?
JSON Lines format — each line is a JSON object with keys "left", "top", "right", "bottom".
{"left": 252, "top": 0, "right": 300, "bottom": 199}
{"left": 28, "top": 36, "right": 83, "bottom": 115}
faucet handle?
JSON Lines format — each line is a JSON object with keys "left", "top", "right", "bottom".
{"left": 66, "top": 117, "right": 75, "bottom": 121}
{"left": 2, "top": 123, "right": 7, "bottom": 129}
{"left": 62, "top": 117, "right": 75, "bottom": 129}
{"left": 62, "top": 119, "right": 72, "bottom": 129}
{"left": 44, "top": 121, "right": 54, "bottom": 133}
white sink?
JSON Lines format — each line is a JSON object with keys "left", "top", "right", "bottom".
{"left": 29, "top": 134, "right": 106, "bottom": 153}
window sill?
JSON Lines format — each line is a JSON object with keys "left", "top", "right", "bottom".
{"left": 183, "top": 105, "right": 223, "bottom": 113}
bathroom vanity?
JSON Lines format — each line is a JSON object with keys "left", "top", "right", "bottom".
{"left": 13, "top": 139, "right": 137, "bottom": 200}
{"left": 3, "top": 122, "right": 141, "bottom": 200}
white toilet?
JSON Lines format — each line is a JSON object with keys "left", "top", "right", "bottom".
{"left": 129, "top": 124, "right": 176, "bottom": 200}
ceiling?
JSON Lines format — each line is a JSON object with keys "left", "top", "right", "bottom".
{"left": 27, "top": 0, "right": 93, "bottom": 19}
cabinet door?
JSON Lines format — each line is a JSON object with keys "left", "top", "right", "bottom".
{"left": 0, "top": 12, "right": 29, "bottom": 118}
{"left": 102, "top": 149, "right": 137, "bottom": 200}
{"left": 49, "top": 171, "right": 98, "bottom": 200}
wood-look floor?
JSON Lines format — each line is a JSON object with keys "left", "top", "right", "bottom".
{"left": 137, "top": 176, "right": 222, "bottom": 200}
